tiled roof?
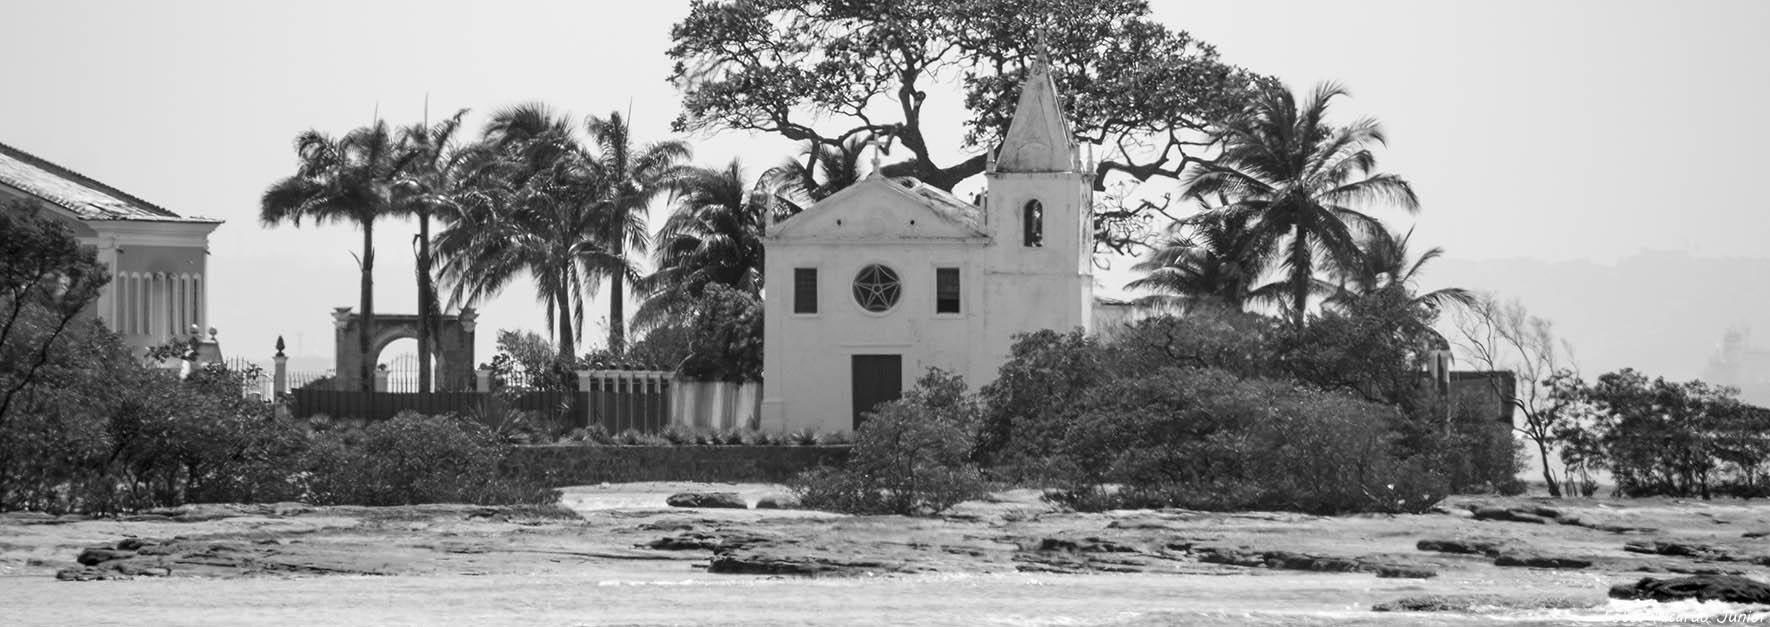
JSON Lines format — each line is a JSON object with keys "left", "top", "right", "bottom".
{"left": 0, "top": 141, "right": 219, "bottom": 223}
{"left": 884, "top": 176, "right": 986, "bottom": 235}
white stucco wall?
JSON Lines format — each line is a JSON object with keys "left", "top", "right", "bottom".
{"left": 760, "top": 240, "right": 990, "bottom": 433}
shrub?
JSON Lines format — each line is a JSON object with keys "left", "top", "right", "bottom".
{"left": 792, "top": 369, "right": 986, "bottom": 515}
{"left": 660, "top": 425, "right": 694, "bottom": 445}
{"left": 789, "top": 429, "right": 820, "bottom": 446}
{"left": 677, "top": 285, "right": 763, "bottom": 383}
{"left": 975, "top": 329, "right": 1105, "bottom": 477}
{"left": 302, "top": 412, "right": 558, "bottom": 506}
{"left": 1050, "top": 367, "right": 1445, "bottom": 515}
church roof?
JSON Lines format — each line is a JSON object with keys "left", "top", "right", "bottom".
{"left": 0, "top": 140, "right": 220, "bottom": 223}
{"left": 769, "top": 174, "right": 987, "bottom": 242}
{"left": 992, "top": 55, "right": 1082, "bottom": 174}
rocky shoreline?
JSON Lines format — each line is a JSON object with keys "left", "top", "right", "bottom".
{"left": 7, "top": 486, "right": 1770, "bottom": 616}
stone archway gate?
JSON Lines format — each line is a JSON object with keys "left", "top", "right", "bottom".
{"left": 332, "top": 307, "right": 477, "bottom": 391}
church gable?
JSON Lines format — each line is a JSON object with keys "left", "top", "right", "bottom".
{"left": 769, "top": 176, "right": 987, "bottom": 243}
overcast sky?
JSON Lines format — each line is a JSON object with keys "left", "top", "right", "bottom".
{"left": 2, "top": 0, "right": 1766, "bottom": 382}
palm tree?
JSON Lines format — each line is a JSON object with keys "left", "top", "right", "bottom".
{"left": 1184, "top": 82, "right": 1419, "bottom": 325}
{"left": 632, "top": 159, "right": 778, "bottom": 332}
{"left": 433, "top": 104, "right": 623, "bottom": 359}
{"left": 261, "top": 121, "right": 401, "bottom": 392}
{"left": 393, "top": 109, "right": 469, "bottom": 392}
{"left": 433, "top": 173, "right": 627, "bottom": 360}
{"left": 583, "top": 112, "right": 691, "bottom": 355}
{"left": 1125, "top": 210, "right": 1279, "bottom": 312}
{"left": 1326, "top": 226, "right": 1474, "bottom": 313}
{"left": 761, "top": 135, "right": 872, "bottom": 214}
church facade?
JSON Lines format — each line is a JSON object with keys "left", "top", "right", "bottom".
{"left": 759, "top": 60, "right": 1094, "bottom": 433}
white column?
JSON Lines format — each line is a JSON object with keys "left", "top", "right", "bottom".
{"left": 195, "top": 275, "right": 205, "bottom": 335}
{"left": 115, "top": 273, "right": 128, "bottom": 334}
{"left": 152, "top": 273, "right": 166, "bottom": 343}
{"left": 131, "top": 273, "right": 141, "bottom": 335}
{"left": 172, "top": 274, "right": 184, "bottom": 335}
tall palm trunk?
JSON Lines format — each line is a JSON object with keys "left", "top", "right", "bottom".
{"left": 360, "top": 219, "right": 376, "bottom": 392}
{"left": 416, "top": 214, "right": 433, "bottom": 392}
{"left": 1289, "top": 228, "right": 1311, "bottom": 325}
{"left": 608, "top": 226, "right": 626, "bottom": 355}
{"left": 556, "top": 268, "right": 576, "bottom": 359}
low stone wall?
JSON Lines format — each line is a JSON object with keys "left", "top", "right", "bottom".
{"left": 506, "top": 445, "right": 850, "bottom": 486}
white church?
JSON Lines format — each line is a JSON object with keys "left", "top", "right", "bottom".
{"left": 759, "top": 58, "right": 1097, "bottom": 433}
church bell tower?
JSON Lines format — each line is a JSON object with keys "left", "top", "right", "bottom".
{"left": 977, "top": 51, "right": 1095, "bottom": 363}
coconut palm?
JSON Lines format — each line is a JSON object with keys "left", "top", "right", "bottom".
{"left": 1184, "top": 82, "right": 1419, "bottom": 324}
{"left": 433, "top": 104, "right": 619, "bottom": 359}
{"left": 1125, "top": 210, "right": 1280, "bottom": 312}
{"left": 392, "top": 109, "right": 469, "bottom": 392}
{"left": 261, "top": 120, "right": 401, "bottom": 392}
{"left": 433, "top": 174, "right": 628, "bottom": 360}
{"left": 633, "top": 160, "right": 780, "bottom": 332}
{"left": 583, "top": 111, "right": 692, "bottom": 355}
{"left": 762, "top": 135, "right": 872, "bottom": 214}
{"left": 1325, "top": 226, "right": 1474, "bottom": 313}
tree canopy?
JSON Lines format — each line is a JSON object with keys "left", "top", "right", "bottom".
{"left": 668, "top": 0, "right": 1266, "bottom": 251}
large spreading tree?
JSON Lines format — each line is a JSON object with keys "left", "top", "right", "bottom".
{"left": 668, "top": 0, "right": 1265, "bottom": 253}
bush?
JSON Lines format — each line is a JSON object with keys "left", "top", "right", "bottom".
{"left": 677, "top": 285, "right": 763, "bottom": 383}
{"left": 1049, "top": 367, "right": 1445, "bottom": 515}
{"left": 792, "top": 369, "right": 986, "bottom": 515}
{"left": 302, "top": 412, "right": 558, "bottom": 506}
{"left": 975, "top": 329, "right": 1106, "bottom": 477}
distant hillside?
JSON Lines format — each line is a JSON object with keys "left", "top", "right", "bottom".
{"left": 1427, "top": 251, "right": 1770, "bottom": 392}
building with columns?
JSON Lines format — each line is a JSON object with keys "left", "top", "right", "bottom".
{"left": 759, "top": 57, "right": 1094, "bottom": 433}
{"left": 0, "top": 141, "right": 222, "bottom": 350}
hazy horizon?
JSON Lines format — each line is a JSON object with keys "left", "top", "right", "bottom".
{"left": 3, "top": 0, "right": 1766, "bottom": 389}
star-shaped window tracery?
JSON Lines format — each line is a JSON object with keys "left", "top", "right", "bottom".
{"left": 852, "top": 264, "right": 901, "bottom": 313}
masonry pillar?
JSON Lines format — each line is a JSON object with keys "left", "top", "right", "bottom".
{"left": 273, "top": 335, "right": 289, "bottom": 397}
{"left": 476, "top": 368, "right": 493, "bottom": 393}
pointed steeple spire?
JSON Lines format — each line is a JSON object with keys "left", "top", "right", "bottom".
{"left": 992, "top": 42, "right": 1080, "bottom": 174}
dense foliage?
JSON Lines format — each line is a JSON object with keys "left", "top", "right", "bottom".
{"left": 792, "top": 369, "right": 986, "bottom": 515}
{"left": 1554, "top": 369, "right": 1769, "bottom": 499}
{"left": 677, "top": 285, "right": 764, "bottom": 383}
{"left": 972, "top": 297, "right": 1519, "bottom": 514}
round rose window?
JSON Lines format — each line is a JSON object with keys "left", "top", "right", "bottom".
{"left": 852, "top": 264, "right": 902, "bottom": 312}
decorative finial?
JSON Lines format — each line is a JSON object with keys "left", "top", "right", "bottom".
{"left": 869, "top": 138, "right": 883, "bottom": 175}
{"left": 1034, "top": 28, "right": 1052, "bottom": 69}
{"left": 207, "top": 327, "right": 218, "bottom": 342}
{"left": 275, "top": 335, "right": 286, "bottom": 357}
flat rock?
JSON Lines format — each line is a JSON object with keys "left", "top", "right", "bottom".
{"left": 1373, "top": 565, "right": 1438, "bottom": 579}
{"left": 1417, "top": 538, "right": 1508, "bottom": 557}
{"left": 754, "top": 496, "right": 799, "bottom": 510}
{"left": 1624, "top": 540, "right": 1729, "bottom": 560}
{"left": 1372, "top": 594, "right": 1599, "bottom": 612}
{"left": 708, "top": 546, "right": 905, "bottom": 576}
{"left": 1035, "top": 537, "right": 1139, "bottom": 554}
{"left": 1194, "top": 546, "right": 1417, "bottom": 575}
{"left": 646, "top": 530, "right": 775, "bottom": 551}
{"left": 1493, "top": 552, "right": 1591, "bottom": 569}
{"left": 1609, "top": 575, "right": 1770, "bottom": 604}
{"left": 665, "top": 492, "right": 748, "bottom": 509}
{"left": 55, "top": 567, "right": 124, "bottom": 582}
{"left": 1471, "top": 506, "right": 1550, "bottom": 524}
{"left": 76, "top": 547, "right": 135, "bottom": 566}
